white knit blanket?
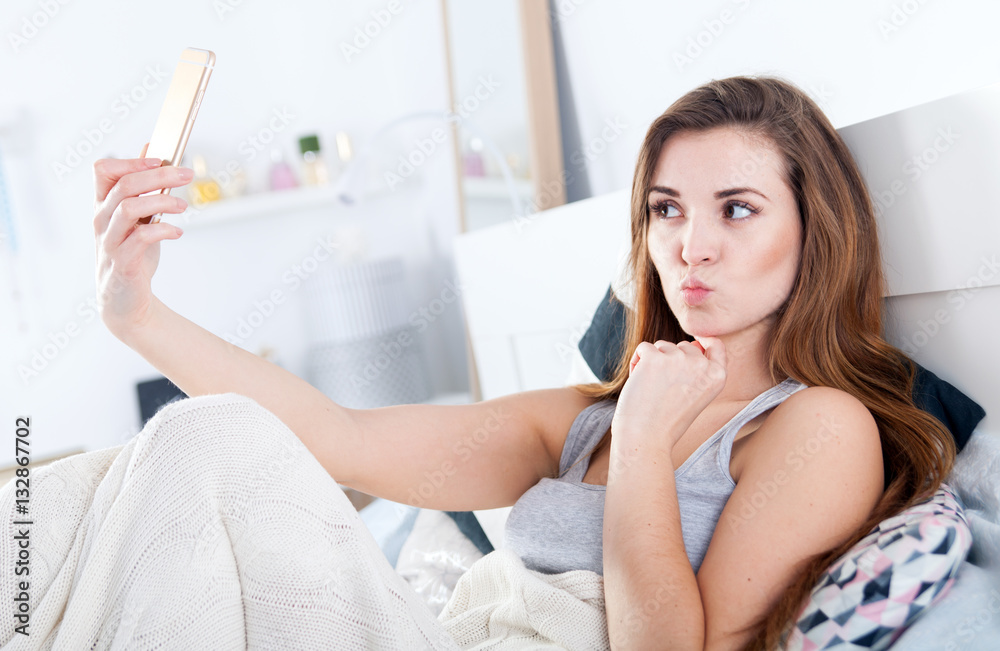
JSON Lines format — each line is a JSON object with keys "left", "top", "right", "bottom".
{"left": 0, "top": 393, "right": 608, "bottom": 650}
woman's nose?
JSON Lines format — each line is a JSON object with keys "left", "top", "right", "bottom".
{"left": 680, "top": 217, "right": 719, "bottom": 265}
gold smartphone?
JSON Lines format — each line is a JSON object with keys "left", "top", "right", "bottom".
{"left": 138, "top": 47, "right": 215, "bottom": 225}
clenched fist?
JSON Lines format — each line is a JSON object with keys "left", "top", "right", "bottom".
{"left": 610, "top": 338, "right": 728, "bottom": 455}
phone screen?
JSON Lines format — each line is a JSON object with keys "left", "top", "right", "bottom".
{"left": 139, "top": 48, "right": 215, "bottom": 224}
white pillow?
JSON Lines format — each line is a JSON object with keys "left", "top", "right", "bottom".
{"left": 394, "top": 509, "right": 484, "bottom": 616}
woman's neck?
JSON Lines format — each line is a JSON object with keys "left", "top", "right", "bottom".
{"left": 706, "top": 320, "right": 781, "bottom": 404}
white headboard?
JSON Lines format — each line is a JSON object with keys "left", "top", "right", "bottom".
{"left": 454, "top": 82, "right": 998, "bottom": 435}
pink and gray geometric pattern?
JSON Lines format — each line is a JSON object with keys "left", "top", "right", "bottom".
{"left": 784, "top": 483, "right": 972, "bottom": 650}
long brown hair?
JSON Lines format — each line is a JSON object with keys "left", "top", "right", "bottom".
{"left": 568, "top": 75, "right": 956, "bottom": 649}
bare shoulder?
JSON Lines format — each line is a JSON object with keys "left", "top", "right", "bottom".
{"left": 736, "top": 385, "right": 882, "bottom": 484}
{"left": 515, "top": 386, "right": 605, "bottom": 477}
{"left": 781, "top": 385, "right": 878, "bottom": 433}
{"left": 698, "top": 386, "right": 885, "bottom": 647}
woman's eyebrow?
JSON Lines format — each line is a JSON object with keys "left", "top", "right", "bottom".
{"left": 648, "top": 185, "right": 770, "bottom": 201}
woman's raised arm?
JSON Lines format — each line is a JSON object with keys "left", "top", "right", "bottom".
{"left": 116, "top": 297, "right": 596, "bottom": 511}
{"left": 94, "top": 152, "right": 599, "bottom": 511}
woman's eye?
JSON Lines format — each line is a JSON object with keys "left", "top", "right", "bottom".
{"left": 650, "top": 203, "right": 680, "bottom": 219}
{"left": 725, "top": 202, "right": 755, "bottom": 220}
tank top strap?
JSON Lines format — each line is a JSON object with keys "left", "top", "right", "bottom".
{"left": 715, "top": 377, "right": 808, "bottom": 476}
{"left": 560, "top": 399, "right": 616, "bottom": 479}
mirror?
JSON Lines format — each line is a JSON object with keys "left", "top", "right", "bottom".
{"left": 442, "top": 0, "right": 566, "bottom": 233}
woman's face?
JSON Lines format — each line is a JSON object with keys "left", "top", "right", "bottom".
{"left": 646, "top": 127, "right": 802, "bottom": 340}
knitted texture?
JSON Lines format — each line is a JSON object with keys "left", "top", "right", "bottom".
{"left": 438, "top": 548, "right": 609, "bottom": 650}
{"left": 0, "top": 393, "right": 458, "bottom": 650}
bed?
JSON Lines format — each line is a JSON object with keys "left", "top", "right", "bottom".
{"left": 359, "top": 80, "right": 1000, "bottom": 648}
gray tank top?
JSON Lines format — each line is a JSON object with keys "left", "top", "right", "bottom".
{"left": 504, "top": 377, "right": 807, "bottom": 576}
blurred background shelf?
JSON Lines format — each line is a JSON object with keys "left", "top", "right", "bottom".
{"left": 462, "top": 176, "right": 531, "bottom": 200}
{"left": 175, "top": 183, "right": 399, "bottom": 228}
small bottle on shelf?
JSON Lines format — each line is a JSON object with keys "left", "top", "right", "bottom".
{"left": 269, "top": 148, "right": 299, "bottom": 191}
{"left": 298, "top": 134, "right": 330, "bottom": 187}
{"left": 463, "top": 137, "right": 485, "bottom": 177}
{"left": 333, "top": 130, "right": 353, "bottom": 181}
{"left": 220, "top": 164, "right": 248, "bottom": 199}
{"left": 188, "top": 155, "right": 222, "bottom": 206}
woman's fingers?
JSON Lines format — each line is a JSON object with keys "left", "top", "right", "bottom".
{"left": 138, "top": 142, "right": 149, "bottom": 158}
{"left": 116, "top": 221, "right": 183, "bottom": 273}
{"left": 94, "top": 163, "right": 192, "bottom": 234}
{"left": 104, "top": 194, "right": 186, "bottom": 251}
{"left": 93, "top": 157, "right": 161, "bottom": 204}
{"left": 700, "top": 338, "right": 727, "bottom": 371}
{"left": 632, "top": 339, "right": 725, "bottom": 377}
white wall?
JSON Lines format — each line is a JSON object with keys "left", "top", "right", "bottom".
{"left": 1, "top": 0, "right": 472, "bottom": 458}
{"left": 447, "top": 0, "right": 530, "bottom": 173}
{"left": 4, "top": 0, "right": 997, "bottom": 461}
{"left": 548, "top": 0, "right": 1000, "bottom": 431}
{"left": 552, "top": 0, "right": 1000, "bottom": 197}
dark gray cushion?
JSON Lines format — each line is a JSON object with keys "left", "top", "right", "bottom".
{"left": 579, "top": 285, "right": 985, "bottom": 452}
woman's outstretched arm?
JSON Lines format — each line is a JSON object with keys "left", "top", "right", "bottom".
{"left": 94, "top": 153, "right": 598, "bottom": 507}
{"left": 94, "top": 154, "right": 357, "bottom": 483}
{"left": 117, "top": 297, "right": 596, "bottom": 509}
{"left": 603, "top": 386, "right": 883, "bottom": 651}
{"left": 113, "top": 295, "right": 359, "bottom": 479}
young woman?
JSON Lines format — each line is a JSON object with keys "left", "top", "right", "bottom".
{"left": 88, "top": 75, "right": 955, "bottom": 649}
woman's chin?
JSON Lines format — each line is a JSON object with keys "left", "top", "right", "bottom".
{"left": 680, "top": 321, "right": 726, "bottom": 339}
{"left": 682, "top": 329, "right": 723, "bottom": 340}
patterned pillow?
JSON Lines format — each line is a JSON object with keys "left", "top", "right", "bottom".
{"left": 784, "top": 483, "right": 972, "bottom": 650}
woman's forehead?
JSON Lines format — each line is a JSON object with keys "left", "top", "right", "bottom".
{"left": 651, "top": 128, "right": 786, "bottom": 193}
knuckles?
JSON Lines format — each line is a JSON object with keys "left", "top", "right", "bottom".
{"left": 116, "top": 174, "right": 136, "bottom": 198}
{"left": 118, "top": 197, "right": 137, "bottom": 220}
{"left": 92, "top": 158, "right": 110, "bottom": 177}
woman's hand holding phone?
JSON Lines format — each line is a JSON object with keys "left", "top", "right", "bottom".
{"left": 93, "top": 142, "right": 192, "bottom": 337}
